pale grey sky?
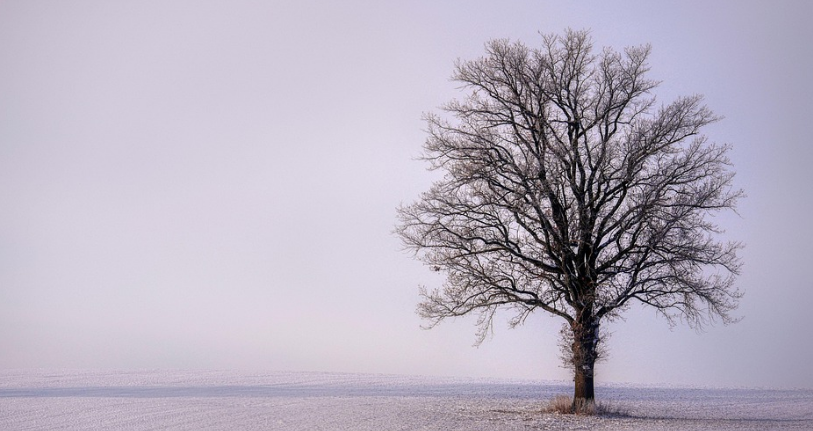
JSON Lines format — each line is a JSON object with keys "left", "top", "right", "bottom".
{"left": 1, "top": 0, "right": 812, "bottom": 389}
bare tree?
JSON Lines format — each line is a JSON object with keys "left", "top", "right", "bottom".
{"left": 396, "top": 29, "right": 743, "bottom": 405}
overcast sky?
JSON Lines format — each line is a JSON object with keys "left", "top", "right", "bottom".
{"left": 1, "top": 0, "right": 812, "bottom": 389}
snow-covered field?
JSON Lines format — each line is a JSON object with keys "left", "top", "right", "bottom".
{"left": 1, "top": 370, "right": 811, "bottom": 430}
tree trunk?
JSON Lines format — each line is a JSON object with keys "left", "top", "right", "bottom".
{"left": 573, "top": 361, "right": 595, "bottom": 403}
{"left": 571, "top": 316, "right": 599, "bottom": 406}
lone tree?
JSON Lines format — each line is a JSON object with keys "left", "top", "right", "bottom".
{"left": 396, "top": 30, "right": 742, "bottom": 406}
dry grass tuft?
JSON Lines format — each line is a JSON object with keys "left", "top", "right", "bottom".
{"left": 544, "top": 395, "right": 580, "bottom": 414}
{"left": 543, "top": 395, "right": 628, "bottom": 417}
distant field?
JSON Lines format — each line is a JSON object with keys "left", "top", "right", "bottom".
{"left": 1, "top": 370, "right": 811, "bottom": 430}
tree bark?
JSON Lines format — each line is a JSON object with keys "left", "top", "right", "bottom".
{"left": 573, "top": 362, "right": 595, "bottom": 403}
{"left": 571, "top": 315, "right": 599, "bottom": 405}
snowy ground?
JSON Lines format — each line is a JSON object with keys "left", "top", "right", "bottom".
{"left": 1, "top": 370, "right": 811, "bottom": 430}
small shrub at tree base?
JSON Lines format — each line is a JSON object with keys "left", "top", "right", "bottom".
{"left": 543, "top": 395, "right": 628, "bottom": 416}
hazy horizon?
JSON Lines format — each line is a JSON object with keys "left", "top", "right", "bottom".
{"left": 1, "top": 0, "right": 812, "bottom": 389}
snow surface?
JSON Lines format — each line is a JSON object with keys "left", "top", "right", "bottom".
{"left": 0, "top": 370, "right": 811, "bottom": 430}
